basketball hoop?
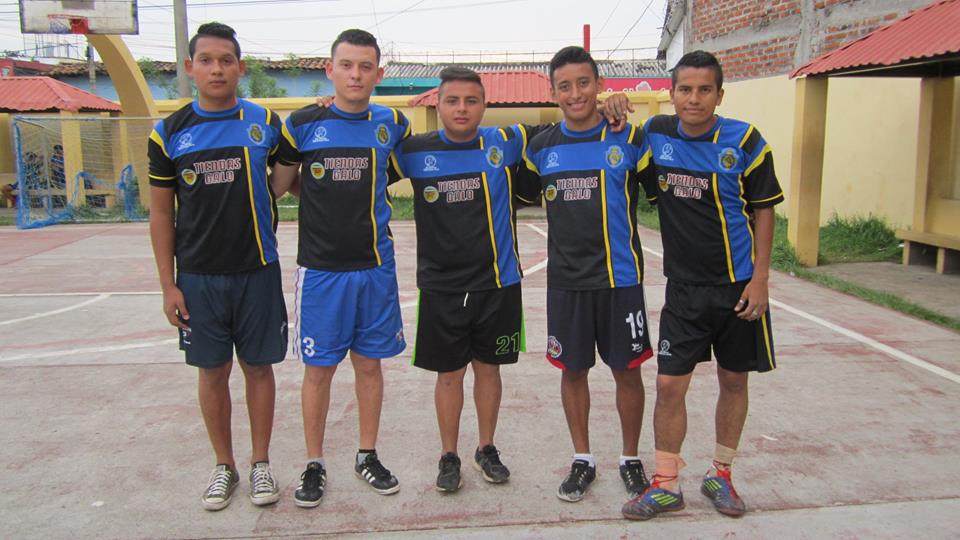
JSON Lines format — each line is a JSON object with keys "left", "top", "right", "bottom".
{"left": 47, "top": 13, "right": 90, "bottom": 35}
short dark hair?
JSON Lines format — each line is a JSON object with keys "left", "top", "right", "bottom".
{"left": 189, "top": 22, "right": 241, "bottom": 59}
{"left": 331, "top": 29, "right": 381, "bottom": 63}
{"left": 438, "top": 66, "right": 484, "bottom": 99}
{"left": 548, "top": 46, "right": 599, "bottom": 85}
{"left": 672, "top": 50, "right": 723, "bottom": 90}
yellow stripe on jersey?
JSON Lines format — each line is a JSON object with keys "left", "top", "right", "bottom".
{"left": 265, "top": 108, "right": 271, "bottom": 126}
{"left": 737, "top": 174, "right": 756, "bottom": 264}
{"left": 627, "top": 125, "right": 637, "bottom": 145}
{"left": 624, "top": 170, "right": 642, "bottom": 282}
{"left": 479, "top": 136, "right": 485, "bottom": 150}
{"left": 750, "top": 192, "right": 784, "bottom": 204}
{"left": 239, "top": 107, "right": 244, "bottom": 120}
{"left": 600, "top": 125, "right": 608, "bottom": 142}
{"left": 243, "top": 147, "right": 267, "bottom": 265}
{"left": 480, "top": 171, "right": 502, "bottom": 288}
{"left": 149, "top": 129, "right": 169, "bottom": 158}
{"left": 519, "top": 124, "right": 539, "bottom": 174}
{"left": 712, "top": 127, "right": 722, "bottom": 144}
{"left": 498, "top": 127, "right": 508, "bottom": 140}
{"left": 711, "top": 172, "right": 735, "bottom": 282}
{"left": 280, "top": 122, "right": 299, "bottom": 151}
{"left": 367, "top": 111, "right": 373, "bottom": 121}
{"left": 370, "top": 148, "right": 382, "bottom": 266}
{"left": 744, "top": 145, "right": 771, "bottom": 177}
{"left": 391, "top": 107, "right": 399, "bottom": 125}
{"left": 738, "top": 125, "right": 754, "bottom": 148}
{"left": 636, "top": 147, "right": 652, "bottom": 173}
{"left": 149, "top": 174, "right": 176, "bottom": 181}
{"left": 760, "top": 311, "right": 774, "bottom": 370}
{"left": 505, "top": 166, "right": 522, "bottom": 277}
{"left": 389, "top": 152, "right": 405, "bottom": 178}
{"left": 600, "top": 168, "right": 615, "bottom": 288}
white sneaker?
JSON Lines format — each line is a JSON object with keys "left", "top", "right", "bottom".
{"left": 201, "top": 464, "right": 239, "bottom": 511}
{"left": 249, "top": 461, "right": 280, "bottom": 506}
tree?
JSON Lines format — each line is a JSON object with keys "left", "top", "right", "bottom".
{"left": 137, "top": 57, "right": 179, "bottom": 99}
{"left": 242, "top": 57, "right": 287, "bottom": 98}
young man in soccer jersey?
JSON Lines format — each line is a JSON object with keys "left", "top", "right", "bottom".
{"left": 523, "top": 46, "right": 655, "bottom": 503}
{"left": 270, "top": 29, "right": 409, "bottom": 506}
{"left": 621, "top": 50, "right": 783, "bottom": 520}
{"left": 148, "top": 22, "right": 286, "bottom": 511}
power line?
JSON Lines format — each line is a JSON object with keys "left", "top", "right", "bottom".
{"left": 597, "top": 0, "right": 624, "bottom": 35}
{"left": 606, "top": 0, "right": 657, "bottom": 60}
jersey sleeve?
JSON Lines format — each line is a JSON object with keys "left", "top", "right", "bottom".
{"left": 740, "top": 127, "right": 784, "bottom": 209}
{"left": 387, "top": 143, "right": 406, "bottom": 185}
{"left": 628, "top": 124, "right": 658, "bottom": 204}
{"left": 276, "top": 115, "right": 302, "bottom": 166}
{"left": 148, "top": 120, "right": 176, "bottom": 188}
{"left": 395, "top": 109, "right": 412, "bottom": 142}
{"left": 266, "top": 108, "right": 283, "bottom": 167}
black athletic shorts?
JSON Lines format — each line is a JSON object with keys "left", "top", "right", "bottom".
{"left": 546, "top": 285, "right": 653, "bottom": 371}
{"left": 656, "top": 279, "right": 776, "bottom": 376}
{"left": 176, "top": 262, "right": 288, "bottom": 369}
{"left": 412, "top": 283, "right": 524, "bottom": 373}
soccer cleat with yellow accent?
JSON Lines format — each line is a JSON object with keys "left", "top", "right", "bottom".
{"left": 701, "top": 467, "right": 747, "bottom": 517}
{"left": 621, "top": 479, "right": 685, "bottom": 520}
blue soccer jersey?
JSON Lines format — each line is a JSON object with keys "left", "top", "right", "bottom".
{"left": 148, "top": 99, "right": 282, "bottom": 274}
{"left": 389, "top": 124, "right": 542, "bottom": 292}
{"left": 277, "top": 103, "right": 411, "bottom": 271}
{"left": 524, "top": 120, "right": 654, "bottom": 290}
{"left": 643, "top": 115, "right": 784, "bottom": 284}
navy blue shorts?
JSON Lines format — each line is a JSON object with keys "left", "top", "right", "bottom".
{"left": 176, "top": 262, "right": 288, "bottom": 369}
{"left": 293, "top": 259, "right": 406, "bottom": 365}
{"left": 546, "top": 285, "right": 653, "bottom": 371}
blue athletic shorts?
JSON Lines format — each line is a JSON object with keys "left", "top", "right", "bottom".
{"left": 176, "top": 262, "right": 288, "bottom": 369}
{"left": 294, "top": 259, "right": 406, "bottom": 365}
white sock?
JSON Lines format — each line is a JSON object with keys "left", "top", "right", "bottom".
{"left": 307, "top": 458, "right": 325, "bottom": 468}
{"left": 620, "top": 455, "right": 640, "bottom": 466}
{"left": 573, "top": 453, "right": 596, "bottom": 468}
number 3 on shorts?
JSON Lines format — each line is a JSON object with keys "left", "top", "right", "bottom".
{"left": 302, "top": 336, "right": 316, "bottom": 357}
{"left": 625, "top": 310, "right": 645, "bottom": 339}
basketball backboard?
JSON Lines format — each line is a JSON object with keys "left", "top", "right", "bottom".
{"left": 20, "top": 1, "right": 139, "bottom": 35}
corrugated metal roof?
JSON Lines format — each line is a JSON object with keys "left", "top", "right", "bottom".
{"left": 791, "top": 0, "right": 960, "bottom": 78}
{"left": 0, "top": 76, "right": 121, "bottom": 112}
{"left": 385, "top": 59, "right": 669, "bottom": 79}
{"left": 48, "top": 56, "right": 331, "bottom": 77}
{"left": 408, "top": 70, "right": 554, "bottom": 107}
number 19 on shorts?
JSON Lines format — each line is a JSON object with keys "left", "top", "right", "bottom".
{"left": 625, "top": 310, "right": 645, "bottom": 339}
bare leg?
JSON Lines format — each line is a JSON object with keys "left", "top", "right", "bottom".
{"left": 472, "top": 361, "right": 502, "bottom": 448}
{"left": 351, "top": 352, "right": 383, "bottom": 449}
{"left": 653, "top": 373, "right": 694, "bottom": 453}
{"left": 435, "top": 366, "right": 467, "bottom": 454}
{"left": 611, "top": 366, "right": 645, "bottom": 456}
{"left": 561, "top": 368, "right": 591, "bottom": 454}
{"left": 302, "top": 363, "right": 338, "bottom": 458}
{"left": 716, "top": 367, "right": 749, "bottom": 451}
{"left": 238, "top": 359, "right": 275, "bottom": 464}
{"left": 198, "top": 362, "right": 235, "bottom": 468}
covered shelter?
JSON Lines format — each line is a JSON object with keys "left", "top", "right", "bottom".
{"left": 788, "top": 0, "right": 960, "bottom": 273}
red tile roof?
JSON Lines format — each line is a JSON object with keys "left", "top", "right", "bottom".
{"left": 0, "top": 76, "right": 121, "bottom": 113}
{"left": 408, "top": 70, "right": 554, "bottom": 107}
{"left": 791, "top": 0, "right": 960, "bottom": 78}
{"left": 47, "top": 56, "right": 331, "bottom": 76}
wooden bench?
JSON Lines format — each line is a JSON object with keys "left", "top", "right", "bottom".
{"left": 895, "top": 229, "right": 960, "bottom": 274}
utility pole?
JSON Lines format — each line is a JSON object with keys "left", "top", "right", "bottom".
{"left": 173, "top": 0, "right": 190, "bottom": 98}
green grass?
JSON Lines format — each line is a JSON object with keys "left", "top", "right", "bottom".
{"left": 276, "top": 194, "right": 415, "bottom": 221}
{"left": 636, "top": 203, "right": 660, "bottom": 230}
{"left": 0, "top": 214, "right": 13, "bottom": 226}
{"left": 818, "top": 214, "right": 901, "bottom": 264}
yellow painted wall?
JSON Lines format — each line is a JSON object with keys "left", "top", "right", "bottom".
{"left": 719, "top": 75, "right": 921, "bottom": 227}
{"left": 0, "top": 113, "right": 12, "bottom": 175}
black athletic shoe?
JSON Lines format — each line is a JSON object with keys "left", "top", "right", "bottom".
{"left": 557, "top": 459, "right": 596, "bottom": 502}
{"left": 355, "top": 451, "right": 400, "bottom": 495}
{"left": 619, "top": 459, "right": 650, "bottom": 498}
{"left": 294, "top": 462, "right": 326, "bottom": 508}
{"left": 474, "top": 445, "right": 510, "bottom": 484}
{"left": 436, "top": 453, "right": 463, "bottom": 493}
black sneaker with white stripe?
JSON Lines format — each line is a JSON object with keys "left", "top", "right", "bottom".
{"left": 294, "top": 462, "right": 326, "bottom": 508}
{"left": 355, "top": 451, "right": 400, "bottom": 495}
{"left": 557, "top": 459, "right": 596, "bottom": 502}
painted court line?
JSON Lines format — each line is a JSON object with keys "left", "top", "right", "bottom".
{"left": 640, "top": 245, "right": 960, "bottom": 385}
{"left": 0, "top": 291, "right": 161, "bottom": 298}
{"left": 0, "top": 339, "right": 178, "bottom": 363}
{"left": 0, "top": 294, "right": 110, "bottom": 327}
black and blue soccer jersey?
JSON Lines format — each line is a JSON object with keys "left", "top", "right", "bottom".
{"left": 643, "top": 115, "right": 784, "bottom": 284}
{"left": 524, "top": 120, "right": 653, "bottom": 291}
{"left": 148, "top": 99, "right": 282, "bottom": 274}
{"left": 388, "top": 124, "right": 542, "bottom": 292}
{"left": 277, "top": 103, "right": 410, "bottom": 271}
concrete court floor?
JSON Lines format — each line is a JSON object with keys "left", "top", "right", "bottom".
{"left": 0, "top": 221, "right": 958, "bottom": 540}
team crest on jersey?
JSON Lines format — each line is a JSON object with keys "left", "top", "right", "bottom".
{"left": 309, "top": 162, "right": 325, "bottom": 180}
{"left": 606, "top": 145, "right": 624, "bottom": 167}
{"left": 658, "top": 174, "right": 668, "bottom": 192}
{"left": 423, "top": 154, "right": 439, "bottom": 172}
{"left": 658, "top": 143, "right": 674, "bottom": 162}
{"left": 176, "top": 133, "right": 195, "bottom": 152}
{"left": 544, "top": 185, "right": 558, "bottom": 202}
{"left": 181, "top": 168, "right": 197, "bottom": 186}
{"left": 547, "top": 336, "right": 563, "bottom": 358}
{"left": 423, "top": 186, "right": 439, "bottom": 203}
{"left": 718, "top": 147, "right": 738, "bottom": 171}
{"left": 247, "top": 123, "right": 264, "bottom": 144}
{"left": 375, "top": 123, "right": 391, "bottom": 146}
{"left": 546, "top": 151, "right": 560, "bottom": 169}
{"left": 486, "top": 146, "right": 504, "bottom": 168}
{"left": 311, "top": 126, "right": 329, "bottom": 143}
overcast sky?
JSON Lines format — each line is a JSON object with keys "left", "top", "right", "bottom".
{"left": 0, "top": 0, "right": 667, "bottom": 63}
